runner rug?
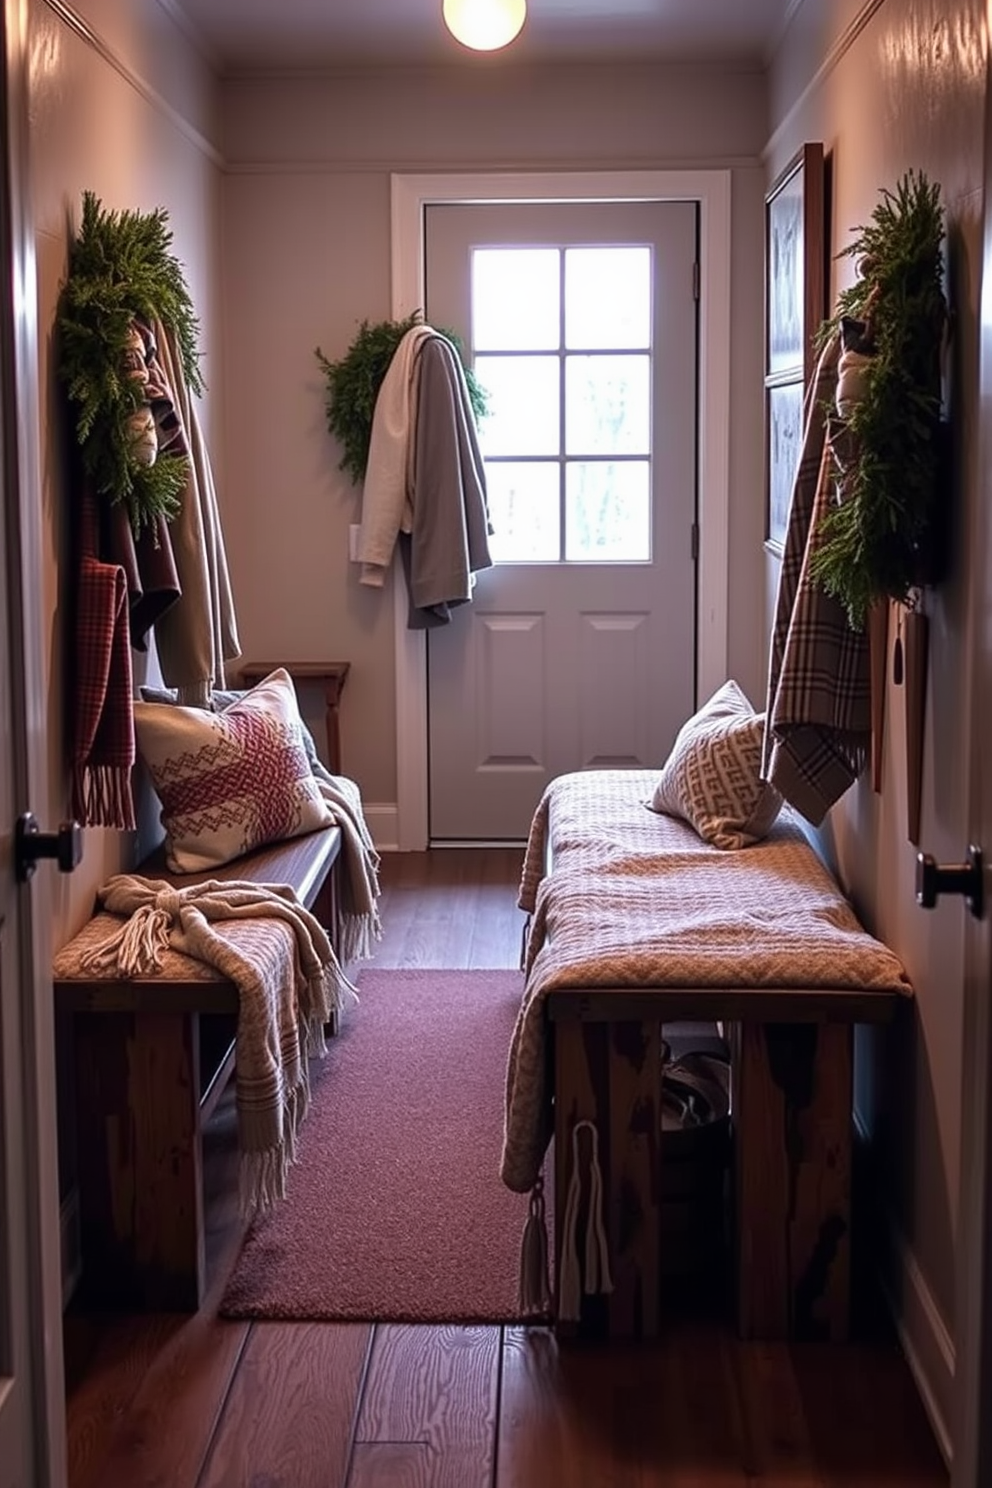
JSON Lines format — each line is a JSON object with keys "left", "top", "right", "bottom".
{"left": 220, "top": 967, "right": 552, "bottom": 1323}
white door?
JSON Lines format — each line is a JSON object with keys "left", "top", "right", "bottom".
{"left": 425, "top": 201, "right": 697, "bottom": 841}
{"left": 0, "top": 1, "right": 68, "bottom": 1482}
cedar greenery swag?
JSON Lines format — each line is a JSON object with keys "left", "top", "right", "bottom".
{"left": 58, "top": 191, "right": 203, "bottom": 535}
{"left": 810, "top": 170, "right": 947, "bottom": 629}
{"left": 316, "top": 312, "right": 488, "bottom": 486}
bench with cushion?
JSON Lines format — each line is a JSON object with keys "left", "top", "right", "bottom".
{"left": 502, "top": 742, "right": 911, "bottom": 1343}
{"left": 53, "top": 824, "right": 342, "bottom": 1311}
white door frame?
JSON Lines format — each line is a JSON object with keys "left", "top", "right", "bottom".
{"left": 390, "top": 170, "right": 731, "bottom": 850}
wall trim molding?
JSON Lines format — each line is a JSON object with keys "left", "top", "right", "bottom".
{"left": 765, "top": 0, "right": 886, "bottom": 162}
{"left": 878, "top": 1205, "right": 955, "bottom": 1469}
{"left": 362, "top": 802, "right": 400, "bottom": 854}
{"left": 42, "top": 0, "right": 224, "bottom": 167}
{"left": 389, "top": 167, "right": 732, "bottom": 850}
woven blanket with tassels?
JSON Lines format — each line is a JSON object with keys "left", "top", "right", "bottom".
{"left": 62, "top": 874, "right": 358, "bottom": 1216}
{"left": 311, "top": 765, "right": 383, "bottom": 963}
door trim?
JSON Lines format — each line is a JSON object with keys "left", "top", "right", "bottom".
{"left": 390, "top": 169, "right": 731, "bottom": 850}
{"left": 2, "top": 0, "right": 69, "bottom": 1480}
{"left": 951, "top": 14, "right": 992, "bottom": 1478}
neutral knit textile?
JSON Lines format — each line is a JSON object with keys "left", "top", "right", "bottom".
{"left": 138, "top": 680, "right": 382, "bottom": 963}
{"left": 152, "top": 320, "right": 241, "bottom": 703}
{"left": 58, "top": 873, "right": 356, "bottom": 1216}
{"left": 134, "top": 669, "right": 334, "bottom": 873}
{"left": 500, "top": 769, "right": 912, "bottom": 1195}
{"left": 650, "top": 680, "right": 783, "bottom": 849}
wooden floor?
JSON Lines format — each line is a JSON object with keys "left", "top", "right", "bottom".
{"left": 63, "top": 847, "right": 949, "bottom": 1487}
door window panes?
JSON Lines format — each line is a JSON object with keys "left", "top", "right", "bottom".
{"left": 475, "top": 354, "right": 559, "bottom": 457}
{"left": 565, "top": 354, "right": 650, "bottom": 457}
{"left": 486, "top": 462, "right": 560, "bottom": 562}
{"left": 471, "top": 243, "right": 654, "bottom": 562}
{"left": 473, "top": 248, "right": 560, "bottom": 350}
{"left": 565, "top": 247, "right": 651, "bottom": 349}
{"left": 566, "top": 461, "right": 650, "bottom": 560}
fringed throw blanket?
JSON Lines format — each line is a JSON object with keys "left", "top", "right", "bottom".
{"left": 501, "top": 770, "right": 912, "bottom": 1196}
{"left": 69, "top": 485, "right": 137, "bottom": 829}
{"left": 312, "top": 764, "right": 382, "bottom": 963}
{"left": 61, "top": 874, "right": 357, "bottom": 1216}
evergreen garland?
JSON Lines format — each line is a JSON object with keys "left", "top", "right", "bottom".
{"left": 809, "top": 170, "right": 947, "bottom": 628}
{"left": 58, "top": 191, "right": 203, "bottom": 534}
{"left": 316, "top": 313, "right": 488, "bottom": 486}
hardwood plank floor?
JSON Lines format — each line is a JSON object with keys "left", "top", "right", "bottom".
{"left": 62, "top": 847, "right": 949, "bottom": 1487}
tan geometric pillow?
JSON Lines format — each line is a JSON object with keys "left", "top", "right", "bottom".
{"left": 649, "top": 680, "right": 783, "bottom": 849}
{"left": 133, "top": 667, "right": 334, "bottom": 873}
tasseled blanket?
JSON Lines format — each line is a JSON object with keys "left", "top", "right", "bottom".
{"left": 311, "top": 763, "right": 383, "bottom": 963}
{"left": 68, "top": 874, "right": 358, "bottom": 1216}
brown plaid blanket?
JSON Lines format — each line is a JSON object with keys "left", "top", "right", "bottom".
{"left": 761, "top": 332, "right": 871, "bottom": 825}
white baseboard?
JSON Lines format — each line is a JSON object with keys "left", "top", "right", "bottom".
{"left": 877, "top": 1206, "right": 955, "bottom": 1469}
{"left": 363, "top": 802, "right": 399, "bottom": 852}
{"left": 60, "top": 1187, "right": 82, "bottom": 1310}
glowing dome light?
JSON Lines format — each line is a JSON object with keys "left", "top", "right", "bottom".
{"left": 442, "top": 0, "right": 527, "bottom": 52}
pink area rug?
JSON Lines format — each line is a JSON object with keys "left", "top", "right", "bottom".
{"left": 220, "top": 968, "right": 551, "bottom": 1323}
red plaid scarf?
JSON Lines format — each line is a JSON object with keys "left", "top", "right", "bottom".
{"left": 71, "top": 490, "right": 136, "bottom": 829}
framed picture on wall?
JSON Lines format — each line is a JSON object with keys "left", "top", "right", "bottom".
{"left": 764, "top": 142, "right": 826, "bottom": 552}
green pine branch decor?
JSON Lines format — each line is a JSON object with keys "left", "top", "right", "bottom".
{"left": 809, "top": 170, "right": 947, "bottom": 629}
{"left": 58, "top": 191, "right": 203, "bottom": 534}
{"left": 316, "top": 313, "right": 488, "bottom": 486}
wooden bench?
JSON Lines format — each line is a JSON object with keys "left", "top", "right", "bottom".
{"left": 549, "top": 981, "right": 901, "bottom": 1344}
{"left": 511, "top": 769, "right": 911, "bottom": 1346}
{"left": 53, "top": 825, "right": 342, "bottom": 1311}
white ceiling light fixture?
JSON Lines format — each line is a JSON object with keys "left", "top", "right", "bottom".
{"left": 442, "top": 0, "right": 527, "bottom": 51}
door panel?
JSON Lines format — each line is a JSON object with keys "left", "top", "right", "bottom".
{"left": 0, "top": 1, "right": 67, "bottom": 1481}
{"left": 425, "top": 200, "right": 697, "bottom": 841}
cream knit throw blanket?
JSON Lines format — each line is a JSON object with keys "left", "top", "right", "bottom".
{"left": 71, "top": 874, "right": 357, "bottom": 1216}
{"left": 502, "top": 770, "right": 912, "bottom": 1196}
{"left": 313, "top": 768, "right": 382, "bottom": 963}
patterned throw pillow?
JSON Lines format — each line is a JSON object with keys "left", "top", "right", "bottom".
{"left": 133, "top": 668, "right": 334, "bottom": 873}
{"left": 649, "top": 680, "right": 783, "bottom": 849}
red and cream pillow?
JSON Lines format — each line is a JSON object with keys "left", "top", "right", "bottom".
{"left": 133, "top": 667, "right": 334, "bottom": 873}
{"left": 648, "top": 680, "right": 783, "bottom": 850}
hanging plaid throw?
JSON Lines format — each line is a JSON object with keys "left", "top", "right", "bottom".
{"left": 70, "top": 490, "right": 136, "bottom": 830}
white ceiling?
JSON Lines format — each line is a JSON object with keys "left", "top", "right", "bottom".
{"left": 167, "top": 0, "right": 795, "bottom": 76}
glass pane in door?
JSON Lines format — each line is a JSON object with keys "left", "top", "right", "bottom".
{"left": 565, "top": 246, "right": 651, "bottom": 349}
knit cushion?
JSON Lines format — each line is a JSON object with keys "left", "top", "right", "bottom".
{"left": 139, "top": 684, "right": 326, "bottom": 778}
{"left": 649, "top": 680, "right": 783, "bottom": 849}
{"left": 133, "top": 667, "right": 334, "bottom": 873}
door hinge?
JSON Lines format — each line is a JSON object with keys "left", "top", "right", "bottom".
{"left": 690, "top": 522, "right": 699, "bottom": 559}
{"left": 692, "top": 261, "right": 700, "bottom": 300}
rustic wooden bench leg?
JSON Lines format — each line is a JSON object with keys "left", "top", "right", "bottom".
{"left": 312, "top": 858, "right": 341, "bottom": 1037}
{"left": 73, "top": 1009, "right": 205, "bottom": 1310}
{"left": 731, "top": 1019, "right": 852, "bottom": 1341}
{"left": 554, "top": 1017, "right": 661, "bottom": 1340}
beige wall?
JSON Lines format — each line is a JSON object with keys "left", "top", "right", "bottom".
{"left": 767, "top": 0, "right": 986, "bottom": 1453}
{"left": 28, "top": 0, "right": 223, "bottom": 1203}
{"left": 30, "top": 0, "right": 223, "bottom": 954}
{"left": 217, "top": 64, "right": 770, "bottom": 816}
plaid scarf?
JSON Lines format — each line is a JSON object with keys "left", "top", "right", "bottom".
{"left": 70, "top": 490, "right": 136, "bottom": 829}
{"left": 761, "top": 333, "right": 870, "bottom": 824}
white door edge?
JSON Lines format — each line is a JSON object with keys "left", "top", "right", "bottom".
{"left": 390, "top": 168, "right": 731, "bottom": 851}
